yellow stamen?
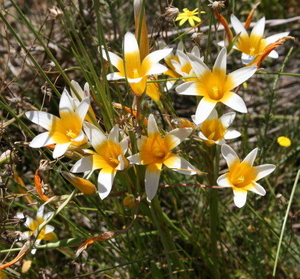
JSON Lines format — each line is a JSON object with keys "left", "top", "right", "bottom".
{"left": 66, "top": 129, "right": 77, "bottom": 139}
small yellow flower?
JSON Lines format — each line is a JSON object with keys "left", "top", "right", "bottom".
{"left": 277, "top": 136, "right": 291, "bottom": 147}
{"left": 175, "top": 8, "right": 205, "bottom": 27}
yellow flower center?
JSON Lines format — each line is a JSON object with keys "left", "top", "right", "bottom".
{"left": 201, "top": 119, "right": 226, "bottom": 146}
{"left": 139, "top": 132, "right": 172, "bottom": 165}
{"left": 197, "top": 69, "right": 234, "bottom": 102}
{"left": 66, "top": 129, "right": 77, "bottom": 139}
{"left": 228, "top": 161, "right": 257, "bottom": 189}
{"left": 236, "top": 34, "right": 268, "bottom": 56}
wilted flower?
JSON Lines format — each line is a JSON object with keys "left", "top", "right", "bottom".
{"left": 71, "top": 123, "right": 129, "bottom": 199}
{"left": 26, "top": 89, "right": 90, "bottom": 158}
{"left": 17, "top": 206, "right": 57, "bottom": 254}
{"left": 176, "top": 48, "right": 257, "bottom": 123}
{"left": 192, "top": 109, "right": 240, "bottom": 146}
{"left": 217, "top": 144, "right": 276, "bottom": 208}
{"left": 128, "top": 114, "right": 198, "bottom": 200}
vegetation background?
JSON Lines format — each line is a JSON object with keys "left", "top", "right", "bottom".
{"left": 0, "top": 0, "right": 299, "bottom": 278}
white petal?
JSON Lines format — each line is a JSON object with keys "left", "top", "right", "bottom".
{"left": 97, "top": 168, "right": 116, "bottom": 199}
{"left": 164, "top": 154, "right": 197, "bottom": 175}
{"left": 213, "top": 48, "right": 227, "bottom": 71}
{"left": 268, "top": 50, "right": 279, "bottom": 59}
{"left": 107, "top": 72, "right": 125, "bottom": 80}
{"left": 29, "top": 132, "right": 55, "bottom": 148}
{"left": 218, "top": 40, "right": 225, "bottom": 47}
{"left": 243, "top": 148, "right": 258, "bottom": 166}
{"left": 53, "top": 142, "right": 71, "bottom": 158}
{"left": 233, "top": 189, "right": 248, "bottom": 208}
{"left": 176, "top": 81, "right": 199, "bottom": 96}
{"left": 253, "top": 164, "right": 276, "bottom": 180}
{"left": 222, "top": 93, "right": 247, "bottom": 113}
{"left": 25, "top": 111, "right": 57, "bottom": 130}
{"left": 241, "top": 53, "right": 256, "bottom": 65}
{"left": 120, "top": 139, "right": 128, "bottom": 153}
{"left": 229, "top": 66, "right": 257, "bottom": 88}
{"left": 145, "top": 164, "right": 161, "bottom": 201}
{"left": 44, "top": 224, "right": 55, "bottom": 234}
{"left": 70, "top": 80, "right": 85, "bottom": 100}
{"left": 83, "top": 122, "right": 107, "bottom": 149}
{"left": 166, "top": 127, "right": 192, "bottom": 149}
{"left": 71, "top": 156, "right": 93, "bottom": 173}
{"left": 248, "top": 181, "right": 266, "bottom": 196}
{"left": 43, "top": 212, "right": 54, "bottom": 220}
{"left": 221, "top": 144, "right": 239, "bottom": 169}
{"left": 145, "top": 64, "right": 168, "bottom": 76}
{"left": 108, "top": 125, "right": 119, "bottom": 142}
{"left": 59, "top": 89, "right": 75, "bottom": 114}
{"left": 176, "top": 50, "right": 190, "bottom": 66}
{"left": 75, "top": 97, "right": 90, "bottom": 121}
{"left": 147, "top": 114, "right": 159, "bottom": 135}
{"left": 206, "top": 108, "right": 218, "bottom": 120}
{"left": 198, "top": 131, "right": 209, "bottom": 141}
{"left": 37, "top": 205, "right": 45, "bottom": 218}
{"left": 127, "top": 153, "right": 142, "bottom": 165}
{"left": 188, "top": 54, "right": 210, "bottom": 78}
{"left": 251, "top": 17, "right": 265, "bottom": 37}
{"left": 116, "top": 154, "right": 126, "bottom": 170}
{"left": 217, "top": 173, "right": 232, "bottom": 187}
{"left": 265, "top": 32, "right": 290, "bottom": 45}
{"left": 102, "top": 50, "right": 123, "bottom": 70}
{"left": 224, "top": 129, "right": 241, "bottom": 140}
{"left": 72, "top": 130, "right": 86, "bottom": 142}
{"left": 231, "top": 14, "right": 248, "bottom": 36}
{"left": 191, "top": 45, "right": 201, "bottom": 57}
{"left": 16, "top": 212, "right": 25, "bottom": 219}
{"left": 220, "top": 112, "right": 236, "bottom": 128}
{"left": 195, "top": 99, "right": 216, "bottom": 124}
{"left": 124, "top": 32, "right": 139, "bottom": 55}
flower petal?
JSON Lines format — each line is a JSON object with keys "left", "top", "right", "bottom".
{"left": 251, "top": 17, "right": 265, "bottom": 38}
{"left": 107, "top": 72, "right": 126, "bottom": 80}
{"left": 29, "top": 132, "right": 55, "bottom": 148}
{"left": 108, "top": 125, "right": 119, "bottom": 142}
{"left": 268, "top": 50, "right": 279, "bottom": 59}
{"left": 213, "top": 48, "right": 227, "bottom": 71}
{"left": 165, "top": 128, "right": 192, "bottom": 150}
{"left": 231, "top": 14, "right": 248, "bottom": 36}
{"left": 83, "top": 122, "right": 107, "bottom": 150}
{"left": 220, "top": 112, "right": 236, "bottom": 128}
{"left": 145, "top": 163, "right": 162, "bottom": 200}
{"left": 75, "top": 97, "right": 90, "bottom": 122}
{"left": 97, "top": 168, "right": 116, "bottom": 199}
{"left": 221, "top": 144, "right": 240, "bottom": 169}
{"left": 102, "top": 50, "right": 124, "bottom": 72}
{"left": 229, "top": 66, "right": 257, "bottom": 88}
{"left": 147, "top": 114, "right": 159, "bottom": 135}
{"left": 59, "top": 89, "right": 75, "bottom": 114}
{"left": 142, "top": 49, "right": 173, "bottom": 75}
{"left": 25, "top": 111, "right": 57, "bottom": 130}
{"left": 164, "top": 154, "right": 197, "bottom": 175}
{"left": 242, "top": 148, "right": 258, "bottom": 166}
{"left": 176, "top": 81, "right": 199, "bottom": 96}
{"left": 265, "top": 32, "right": 290, "bottom": 45}
{"left": 233, "top": 189, "right": 248, "bottom": 208}
{"left": 253, "top": 164, "right": 276, "bottom": 180}
{"left": 217, "top": 173, "right": 232, "bottom": 187}
{"left": 70, "top": 80, "right": 85, "bottom": 100}
{"left": 241, "top": 53, "right": 256, "bottom": 65}
{"left": 127, "top": 153, "right": 142, "bottom": 165}
{"left": 188, "top": 54, "right": 210, "bottom": 78}
{"left": 222, "top": 92, "right": 247, "bottom": 113}
{"left": 71, "top": 156, "right": 94, "bottom": 173}
{"left": 195, "top": 99, "right": 216, "bottom": 124}
{"left": 53, "top": 142, "right": 71, "bottom": 158}
{"left": 248, "top": 181, "right": 266, "bottom": 196}
{"left": 224, "top": 129, "right": 241, "bottom": 140}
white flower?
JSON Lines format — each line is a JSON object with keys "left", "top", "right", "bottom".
{"left": 217, "top": 144, "right": 276, "bottom": 208}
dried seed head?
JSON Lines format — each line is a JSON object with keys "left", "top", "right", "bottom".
{"left": 208, "top": 1, "right": 226, "bottom": 12}
{"left": 164, "top": 6, "right": 179, "bottom": 22}
{"left": 48, "top": 6, "right": 63, "bottom": 20}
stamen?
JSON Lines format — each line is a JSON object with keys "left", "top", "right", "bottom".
{"left": 66, "top": 129, "right": 77, "bottom": 139}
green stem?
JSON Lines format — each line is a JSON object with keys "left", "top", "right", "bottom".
{"left": 149, "top": 196, "right": 186, "bottom": 278}
{"left": 209, "top": 145, "right": 221, "bottom": 278}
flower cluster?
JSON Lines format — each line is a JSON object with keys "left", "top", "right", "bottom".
{"left": 24, "top": 5, "right": 284, "bottom": 216}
